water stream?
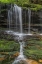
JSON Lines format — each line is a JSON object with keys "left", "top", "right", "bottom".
{"left": 6, "top": 5, "right": 32, "bottom": 64}
{"left": 6, "top": 4, "right": 40, "bottom": 64}
{"left": 28, "top": 8, "right": 31, "bottom": 34}
{"left": 7, "top": 4, "right": 33, "bottom": 36}
{"left": 12, "top": 41, "right": 26, "bottom": 64}
{"left": 14, "top": 5, "right": 22, "bottom": 33}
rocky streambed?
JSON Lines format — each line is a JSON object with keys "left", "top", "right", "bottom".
{"left": 0, "top": 30, "right": 42, "bottom": 64}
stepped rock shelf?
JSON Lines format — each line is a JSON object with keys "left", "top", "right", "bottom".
{"left": 0, "top": 4, "right": 42, "bottom": 34}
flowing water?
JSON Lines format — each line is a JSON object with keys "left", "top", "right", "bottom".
{"left": 18, "top": 7, "right": 22, "bottom": 33}
{"left": 5, "top": 4, "right": 42, "bottom": 64}
{"left": 28, "top": 8, "right": 31, "bottom": 34}
{"left": 8, "top": 10, "right": 10, "bottom": 30}
{"left": 12, "top": 41, "right": 26, "bottom": 64}
{"left": 14, "top": 5, "right": 22, "bottom": 33}
{"left": 8, "top": 8, "right": 12, "bottom": 30}
{"left": 7, "top": 4, "right": 27, "bottom": 64}
{"left": 13, "top": 4, "right": 18, "bottom": 31}
{"left": 7, "top": 4, "right": 32, "bottom": 34}
{"left": 7, "top": 5, "right": 33, "bottom": 64}
{"left": 13, "top": 4, "right": 22, "bottom": 33}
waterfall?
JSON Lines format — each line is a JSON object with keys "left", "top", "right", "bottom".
{"left": 19, "top": 41, "right": 25, "bottom": 58}
{"left": 28, "top": 8, "right": 31, "bottom": 34}
{"left": 7, "top": 4, "right": 32, "bottom": 35}
{"left": 18, "top": 7, "right": 22, "bottom": 33}
{"left": 13, "top": 4, "right": 18, "bottom": 31}
{"left": 8, "top": 5, "right": 12, "bottom": 30}
{"left": 8, "top": 4, "right": 23, "bottom": 33}
{"left": 8, "top": 10, "right": 11, "bottom": 30}
{"left": 13, "top": 4, "right": 22, "bottom": 33}
{"left": 19, "top": 42, "right": 24, "bottom": 55}
{"left": 6, "top": 4, "right": 33, "bottom": 64}
{"left": 12, "top": 41, "right": 25, "bottom": 64}
{"left": 10, "top": 4, "right": 12, "bottom": 25}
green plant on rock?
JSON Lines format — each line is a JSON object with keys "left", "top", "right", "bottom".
{"left": 0, "top": 39, "right": 19, "bottom": 51}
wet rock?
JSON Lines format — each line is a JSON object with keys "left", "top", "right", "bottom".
{"left": 0, "top": 55, "right": 6, "bottom": 61}
{"left": 10, "top": 52, "right": 19, "bottom": 59}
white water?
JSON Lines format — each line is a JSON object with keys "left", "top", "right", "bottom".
{"left": 6, "top": 4, "right": 42, "bottom": 64}
{"left": 13, "top": 4, "right": 22, "bottom": 33}
{"left": 13, "top": 4, "right": 18, "bottom": 30}
{"left": 10, "top": 4, "right": 12, "bottom": 25}
{"left": 28, "top": 8, "right": 31, "bottom": 34}
{"left": 8, "top": 6, "right": 12, "bottom": 30}
{"left": 19, "top": 41, "right": 24, "bottom": 56}
{"left": 18, "top": 7, "right": 22, "bottom": 33}
{"left": 11, "top": 5, "right": 26, "bottom": 64}
{"left": 12, "top": 41, "right": 26, "bottom": 64}
{"left": 8, "top": 10, "right": 10, "bottom": 30}
{"left": 7, "top": 4, "right": 33, "bottom": 35}
{"left": 5, "top": 4, "right": 42, "bottom": 64}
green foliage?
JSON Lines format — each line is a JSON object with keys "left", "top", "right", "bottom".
{"left": 0, "top": 0, "right": 42, "bottom": 11}
{"left": 30, "top": 4, "right": 42, "bottom": 11}
{"left": 0, "top": 0, "right": 29, "bottom": 3}
{"left": 24, "top": 40, "right": 42, "bottom": 60}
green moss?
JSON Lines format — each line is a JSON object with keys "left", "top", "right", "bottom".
{"left": 0, "top": 0, "right": 29, "bottom": 3}
{"left": 23, "top": 4, "right": 42, "bottom": 11}
{"left": 30, "top": 4, "right": 42, "bottom": 11}
{"left": 0, "top": 39, "right": 19, "bottom": 51}
{"left": 24, "top": 49, "right": 42, "bottom": 60}
{"left": 24, "top": 40, "right": 42, "bottom": 60}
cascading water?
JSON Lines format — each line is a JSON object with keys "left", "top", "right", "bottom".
{"left": 18, "top": 7, "right": 22, "bottom": 33}
{"left": 19, "top": 42, "right": 24, "bottom": 55}
{"left": 7, "top": 4, "right": 33, "bottom": 36}
{"left": 5, "top": 3, "right": 42, "bottom": 64}
{"left": 18, "top": 41, "right": 25, "bottom": 59}
{"left": 6, "top": 4, "right": 33, "bottom": 64}
{"left": 28, "top": 8, "right": 31, "bottom": 34}
{"left": 11, "top": 5, "right": 26, "bottom": 64}
{"left": 12, "top": 41, "right": 26, "bottom": 64}
{"left": 7, "top": 5, "right": 12, "bottom": 30}
{"left": 13, "top": 4, "right": 22, "bottom": 33}
{"left": 13, "top": 4, "right": 18, "bottom": 31}
{"left": 8, "top": 10, "right": 10, "bottom": 30}
{"left": 10, "top": 4, "right": 12, "bottom": 25}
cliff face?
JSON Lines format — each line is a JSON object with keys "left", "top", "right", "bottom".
{"left": 0, "top": 4, "right": 7, "bottom": 28}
